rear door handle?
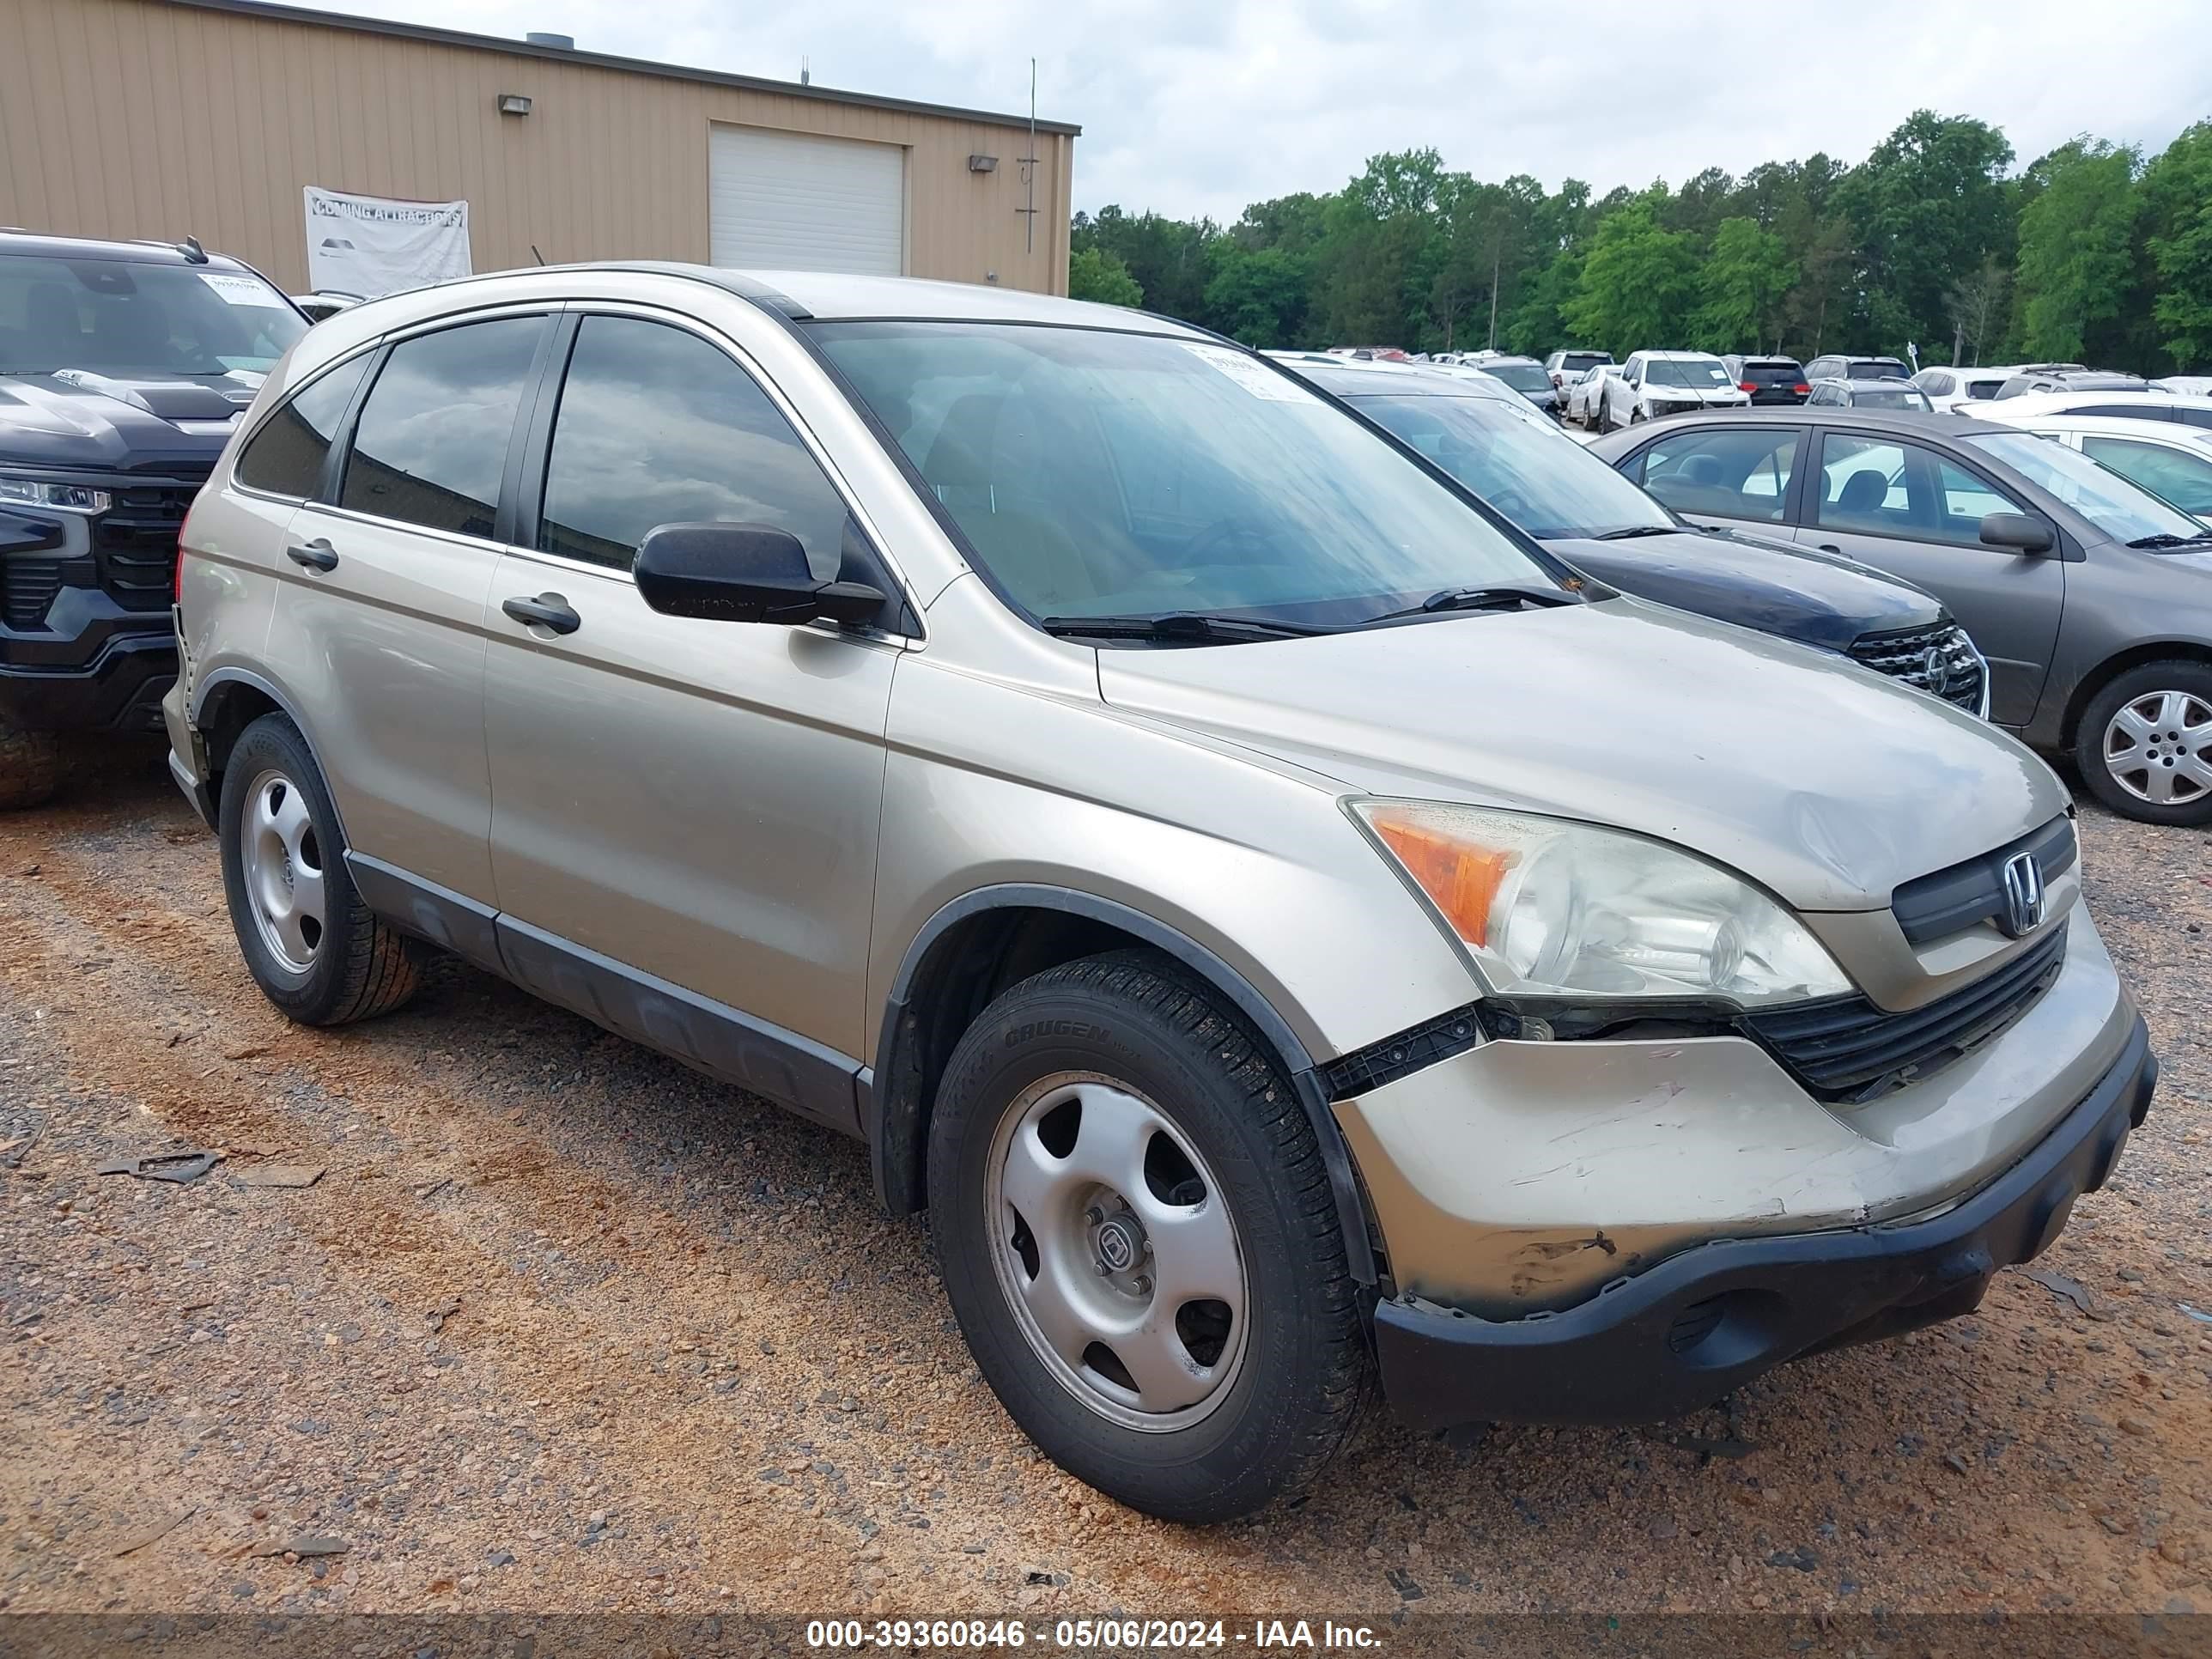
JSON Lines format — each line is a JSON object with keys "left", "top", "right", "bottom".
{"left": 285, "top": 538, "right": 338, "bottom": 572}
{"left": 501, "top": 592, "right": 581, "bottom": 635}
{"left": 1815, "top": 544, "right": 1843, "bottom": 555}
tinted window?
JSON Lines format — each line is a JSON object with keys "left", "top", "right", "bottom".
{"left": 2074, "top": 404, "right": 2170, "bottom": 421}
{"left": 340, "top": 319, "right": 542, "bottom": 538}
{"left": 1477, "top": 362, "right": 1553, "bottom": 394}
{"left": 1559, "top": 352, "right": 1608, "bottom": 373}
{"left": 538, "top": 316, "right": 851, "bottom": 575}
{"left": 234, "top": 354, "right": 370, "bottom": 499}
{"left": 0, "top": 252, "right": 305, "bottom": 374}
{"left": 1644, "top": 358, "right": 1729, "bottom": 388}
{"left": 2082, "top": 435, "right": 2212, "bottom": 517}
{"left": 1855, "top": 386, "right": 1933, "bottom": 411}
{"left": 1850, "top": 360, "right": 1910, "bottom": 380}
{"left": 1636, "top": 428, "right": 1796, "bottom": 520}
{"left": 1961, "top": 378, "right": 2005, "bottom": 400}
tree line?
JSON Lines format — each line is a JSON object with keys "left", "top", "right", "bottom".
{"left": 1067, "top": 112, "right": 2212, "bottom": 373}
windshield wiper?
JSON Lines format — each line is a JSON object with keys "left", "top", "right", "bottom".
{"left": 1039, "top": 611, "right": 1327, "bottom": 643}
{"left": 2125, "top": 532, "right": 2212, "bottom": 549}
{"left": 1353, "top": 583, "right": 1581, "bottom": 628}
{"left": 1591, "top": 525, "right": 1679, "bottom": 540}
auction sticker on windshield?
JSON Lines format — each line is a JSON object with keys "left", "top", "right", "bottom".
{"left": 199, "top": 272, "right": 285, "bottom": 307}
{"left": 1178, "top": 341, "right": 1315, "bottom": 402}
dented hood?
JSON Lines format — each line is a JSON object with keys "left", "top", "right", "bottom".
{"left": 1097, "top": 595, "right": 2067, "bottom": 913}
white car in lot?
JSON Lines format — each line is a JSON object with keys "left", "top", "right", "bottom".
{"left": 1960, "top": 387, "right": 2212, "bottom": 429}
{"left": 1567, "top": 363, "right": 1621, "bottom": 427}
{"left": 1912, "top": 365, "right": 2032, "bottom": 413}
{"left": 1970, "top": 410, "right": 2212, "bottom": 521}
{"left": 1590, "top": 351, "right": 1750, "bottom": 432}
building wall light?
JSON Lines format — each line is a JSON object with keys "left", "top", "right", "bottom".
{"left": 967, "top": 154, "right": 998, "bottom": 173}
{"left": 497, "top": 94, "right": 532, "bottom": 116}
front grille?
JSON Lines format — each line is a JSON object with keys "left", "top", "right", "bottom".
{"left": 1848, "top": 621, "right": 1985, "bottom": 712}
{"left": 1745, "top": 923, "right": 2067, "bottom": 1103}
{"left": 1892, "top": 816, "right": 2077, "bottom": 946}
{"left": 93, "top": 481, "right": 204, "bottom": 611}
{"left": 2, "top": 556, "right": 70, "bottom": 630}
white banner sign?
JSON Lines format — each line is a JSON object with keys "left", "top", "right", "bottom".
{"left": 302, "top": 186, "right": 471, "bottom": 298}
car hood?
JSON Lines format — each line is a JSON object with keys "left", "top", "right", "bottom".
{"left": 1097, "top": 597, "right": 2064, "bottom": 913}
{"left": 1542, "top": 529, "right": 1944, "bottom": 653}
{"left": 0, "top": 368, "right": 261, "bottom": 474}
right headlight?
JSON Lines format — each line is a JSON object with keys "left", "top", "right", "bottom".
{"left": 1352, "top": 799, "right": 1851, "bottom": 1007}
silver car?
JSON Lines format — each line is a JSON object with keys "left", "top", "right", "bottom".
{"left": 166, "top": 267, "right": 2156, "bottom": 1522}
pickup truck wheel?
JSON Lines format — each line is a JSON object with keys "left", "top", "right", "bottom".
{"left": 927, "top": 951, "right": 1367, "bottom": 1522}
{"left": 2078, "top": 661, "right": 2212, "bottom": 826}
{"left": 218, "top": 713, "right": 423, "bottom": 1024}
{"left": 0, "top": 720, "right": 63, "bottom": 811}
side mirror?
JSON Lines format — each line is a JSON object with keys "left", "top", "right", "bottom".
{"left": 1978, "top": 512, "right": 2056, "bottom": 555}
{"left": 634, "top": 522, "right": 886, "bottom": 627}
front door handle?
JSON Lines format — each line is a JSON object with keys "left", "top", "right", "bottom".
{"left": 1815, "top": 544, "right": 1843, "bottom": 555}
{"left": 501, "top": 592, "right": 581, "bottom": 635}
{"left": 285, "top": 538, "right": 338, "bottom": 572}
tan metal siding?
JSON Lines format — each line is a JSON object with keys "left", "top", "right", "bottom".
{"left": 0, "top": 0, "right": 1074, "bottom": 295}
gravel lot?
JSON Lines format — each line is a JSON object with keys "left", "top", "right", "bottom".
{"left": 1, "top": 743, "right": 2208, "bottom": 1632}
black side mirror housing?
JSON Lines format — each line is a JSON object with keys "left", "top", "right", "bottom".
{"left": 1978, "top": 511, "right": 2056, "bottom": 556}
{"left": 634, "top": 522, "right": 887, "bottom": 627}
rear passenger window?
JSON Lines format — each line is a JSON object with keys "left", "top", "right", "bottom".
{"left": 340, "top": 317, "right": 544, "bottom": 538}
{"left": 234, "top": 355, "right": 370, "bottom": 499}
{"left": 2175, "top": 406, "right": 2212, "bottom": 429}
{"left": 1637, "top": 428, "right": 1796, "bottom": 520}
{"left": 537, "top": 315, "right": 850, "bottom": 576}
{"left": 1817, "top": 436, "right": 1911, "bottom": 529}
{"left": 2075, "top": 404, "right": 2170, "bottom": 421}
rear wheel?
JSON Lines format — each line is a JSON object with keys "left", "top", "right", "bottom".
{"left": 927, "top": 951, "right": 1367, "bottom": 1522}
{"left": 0, "top": 719, "right": 63, "bottom": 811}
{"left": 2078, "top": 661, "right": 2212, "bottom": 826}
{"left": 1593, "top": 397, "right": 1610, "bottom": 434}
{"left": 218, "top": 713, "right": 422, "bottom": 1023}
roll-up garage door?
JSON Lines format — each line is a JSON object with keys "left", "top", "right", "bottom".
{"left": 708, "top": 125, "right": 906, "bottom": 275}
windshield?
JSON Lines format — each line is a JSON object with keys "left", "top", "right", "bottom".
{"left": 1855, "top": 386, "right": 1932, "bottom": 410}
{"left": 1559, "top": 353, "right": 1609, "bottom": 372}
{"left": 812, "top": 322, "right": 1558, "bottom": 628}
{"left": 1478, "top": 362, "right": 1553, "bottom": 394}
{"left": 1644, "top": 358, "right": 1731, "bottom": 389}
{"left": 1962, "top": 428, "right": 2209, "bottom": 544}
{"left": 1348, "top": 392, "right": 1674, "bottom": 539}
{"left": 0, "top": 254, "right": 304, "bottom": 375}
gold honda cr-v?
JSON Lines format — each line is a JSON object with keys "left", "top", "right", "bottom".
{"left": 167, "top": 265, "right": 2154, "bottom": 1522}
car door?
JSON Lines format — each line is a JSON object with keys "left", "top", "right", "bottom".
{"left": 260, "top": 308, "right": 552, "bottom": 902}
{"left": 1621, "top": 422, "right": 1806, "bottom": 532}
{"left": 480, "top": 307, "right": 899, "bottom": 1129}
{"left": 1794, "top": 429, "right": 2063, "bottom": 726}
{"left": 1607, "top": 357, "right": 1640, "bottom": 427}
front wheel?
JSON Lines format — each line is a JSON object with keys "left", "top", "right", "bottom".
{"left": 927, "top": 951, "right": 1368, "bottom": 1522}
{"left": 0, "top": 719, "right": 63, "bottom": 811}
{"left": 2076, "top": 661, "right": 2212, "bottom": 825}
{"left": 218, "top": 713, "right": 424, "bottom": 1023}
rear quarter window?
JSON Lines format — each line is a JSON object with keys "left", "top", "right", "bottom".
{"left": 234, "top": 355, "right": 371, "bottom": 499}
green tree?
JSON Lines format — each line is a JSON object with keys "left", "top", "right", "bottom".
{"left": 1692, "top": 217, "right": 1797, "bottom": 352}
{"left": 2141, "top": 122, "right": 2212, "bottom": 369}
{"left": 1833, "top": 112, "right": 2014, "bottom": 352}
{"left": 1561, "top": 188, "right": 1699, "bottom": 356}
{"left": 1067, "top": 246, "right": 1143, "bottom": 308}
{"left": 1203, "top": 244, "right": 1306, "bottom": 347}
{"left": 2013, "top": 139, "right": 2140, "bottom": 362}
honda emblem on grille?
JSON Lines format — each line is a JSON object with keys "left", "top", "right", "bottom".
{"left": 1999, "top": 851, "right": 2045, "bottom": 938}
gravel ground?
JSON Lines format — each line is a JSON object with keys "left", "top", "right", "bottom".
{"left": 0, "top": 744, "right": 2207, "bottom": 1632}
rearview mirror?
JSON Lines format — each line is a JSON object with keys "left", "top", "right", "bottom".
{"left": 634, "top": 522, "right": 886, "bottom": 627}
{"left": 1978, "top": 512, "right": 2056, "bottom": 555}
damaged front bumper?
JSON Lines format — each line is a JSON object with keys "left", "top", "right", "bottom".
{"left": 1366, "top": 1015, "right": 2153, "bottom": 1429}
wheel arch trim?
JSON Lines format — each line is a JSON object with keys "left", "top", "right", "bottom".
{"left": 189, "top": 666, "right": 354, "bottom": 846}
{"left": 871, "top": 882, "right": 1380, "bottom": 1287}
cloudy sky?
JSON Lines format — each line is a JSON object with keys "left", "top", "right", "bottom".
{"left": 304, "top": 0, "right": 2212, "bottom": 221}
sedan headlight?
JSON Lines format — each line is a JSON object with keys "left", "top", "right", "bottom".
{"left": 1352, "top": 799, "right": 1850, "bottom": 1006}
{"left": 0, "top": 477, "right": 111, "bottom": 514}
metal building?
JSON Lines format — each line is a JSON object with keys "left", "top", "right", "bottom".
{"left": 0, "top": 0, "right": 1079, "bottom": 293}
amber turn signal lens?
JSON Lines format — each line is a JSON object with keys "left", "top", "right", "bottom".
{"left": 1368, "top": 811, "right": 1518, "bottom": 945}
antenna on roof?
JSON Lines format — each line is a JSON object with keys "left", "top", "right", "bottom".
{"left": 179, "top": 235, "right": 208, "bottom": 264}
{"left": 799, "top": 55, "right": 811, "bottom": 86}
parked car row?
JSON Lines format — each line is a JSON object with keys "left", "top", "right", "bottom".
{"left": 0, "top": 227, "right": 2179, "bottom": 1527}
